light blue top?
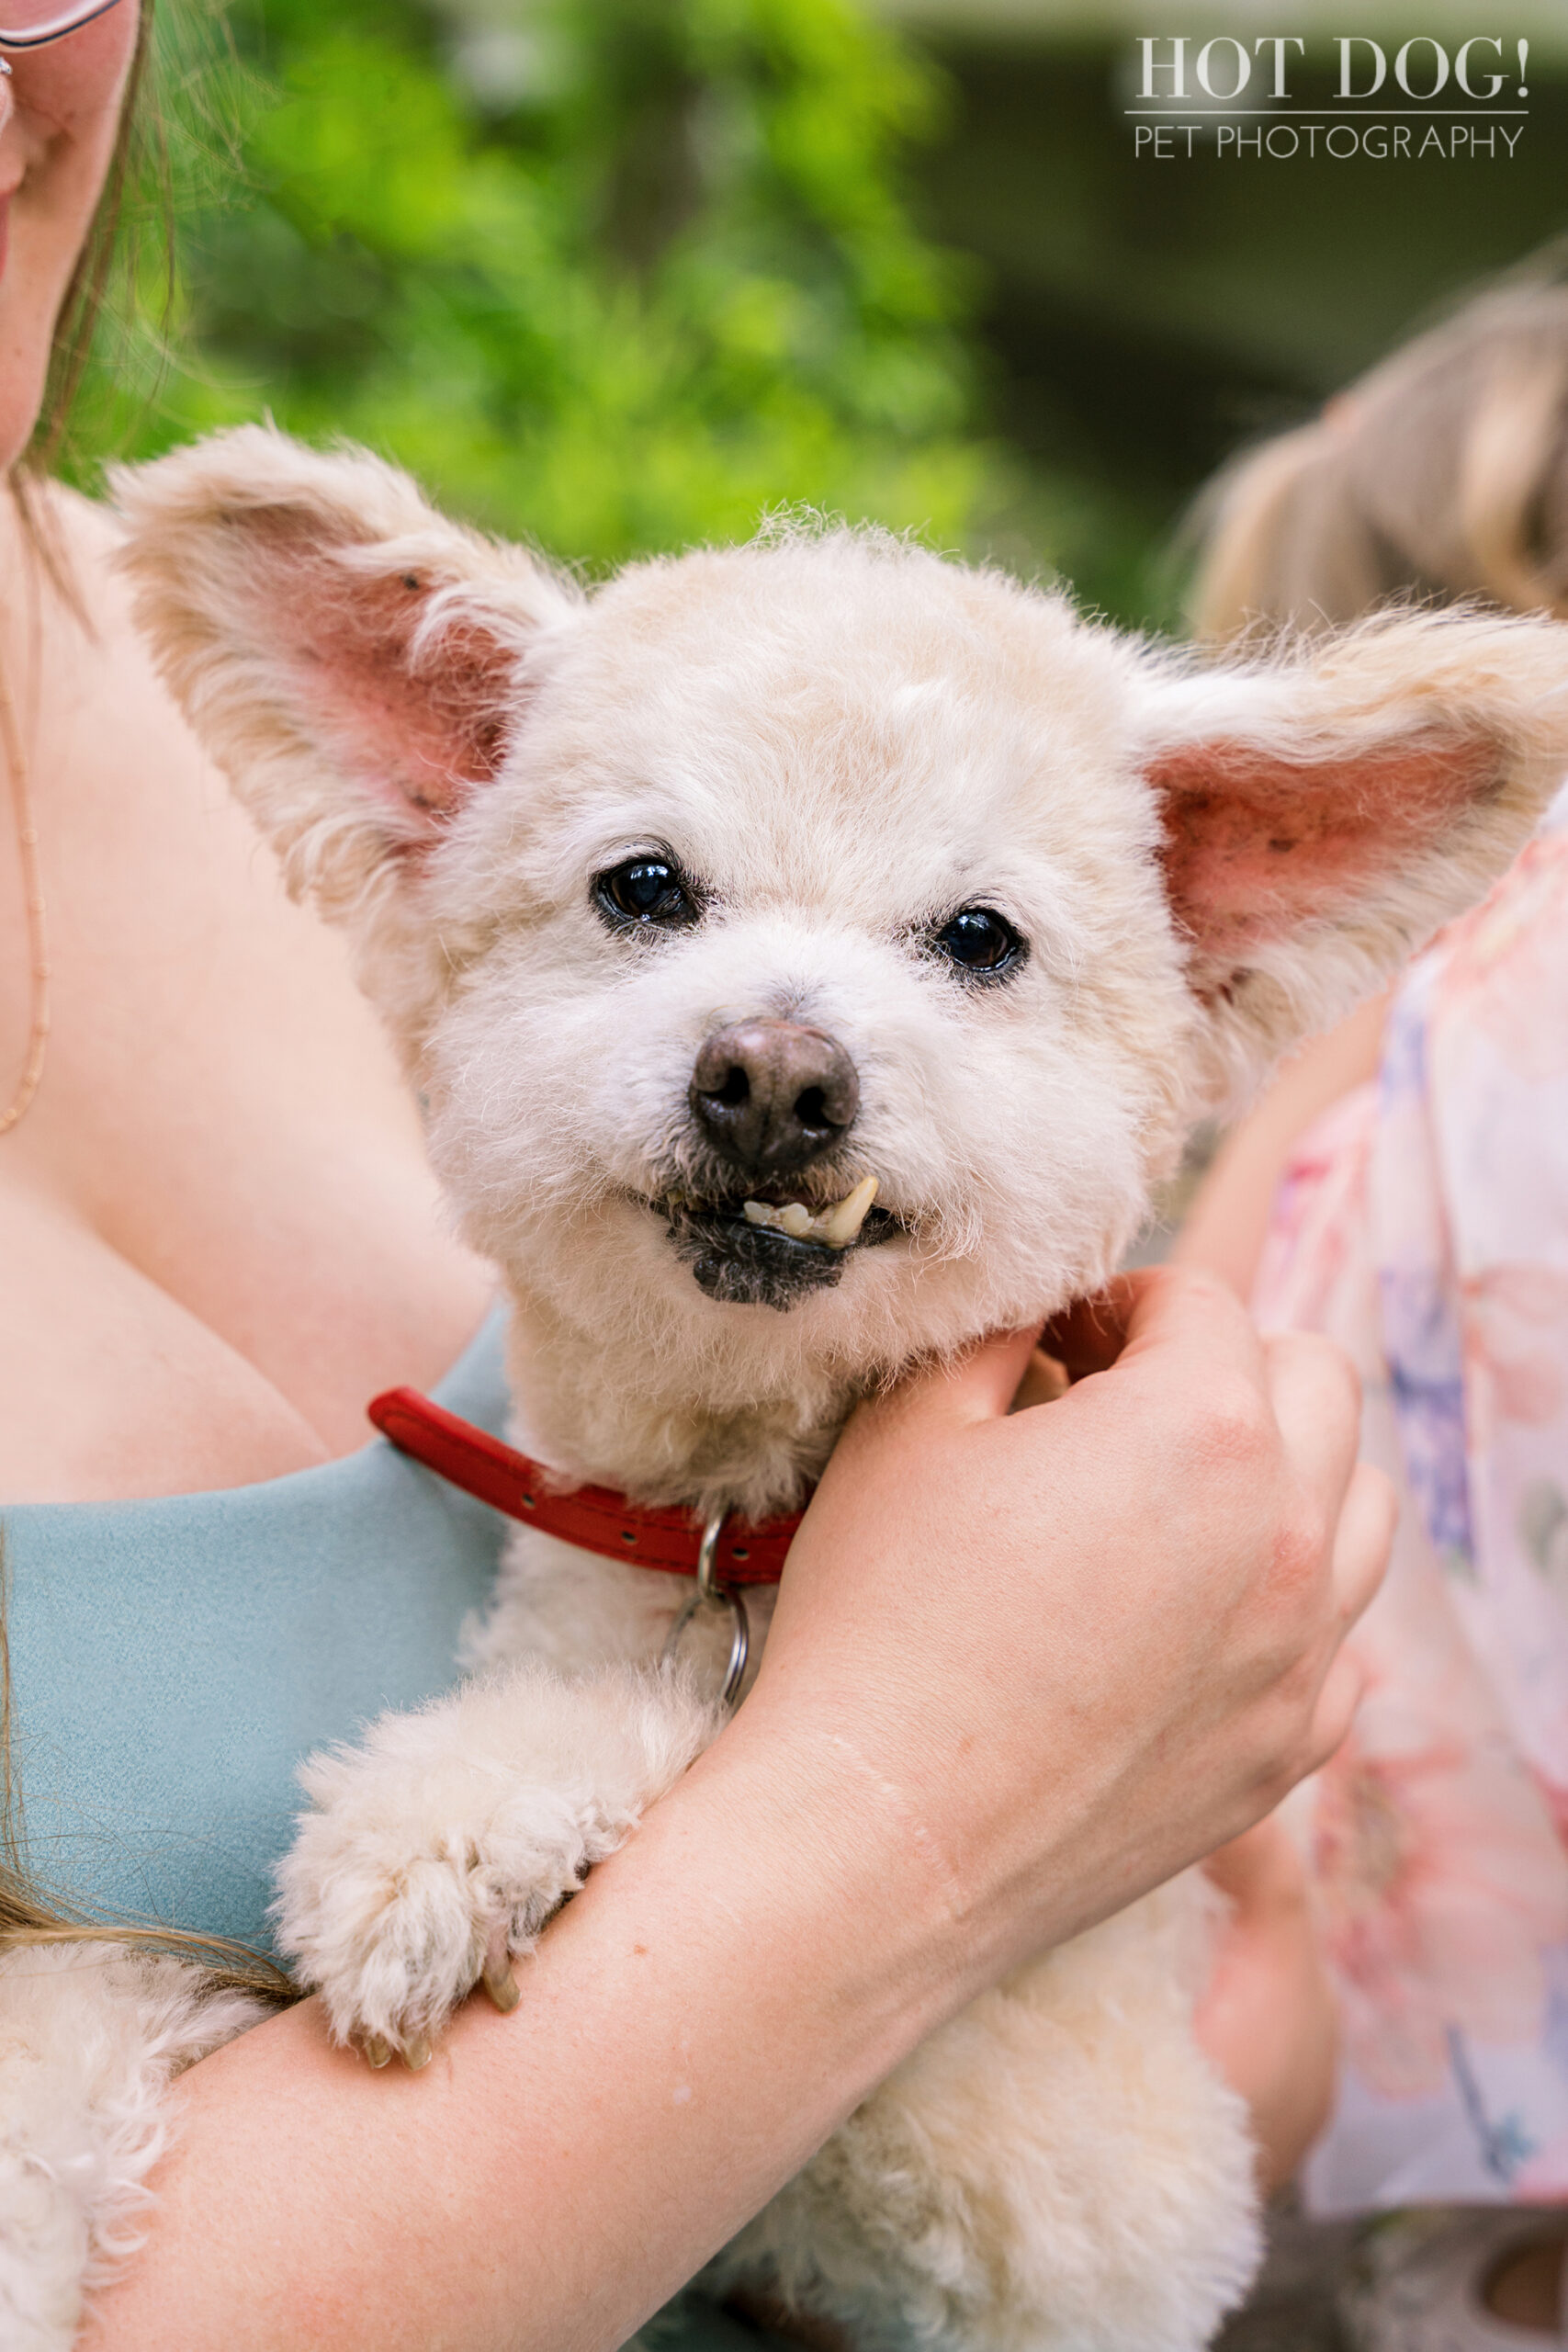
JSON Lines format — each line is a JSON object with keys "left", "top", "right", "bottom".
{"left": 1, "top": 1311, "right": 513, "bottom": 1959}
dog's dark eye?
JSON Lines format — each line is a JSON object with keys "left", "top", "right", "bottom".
{"left": 929, "top": 907, "right": 1026, "bottom": 979}
{"left": 594, "top": 857, "right": 700, "bottom": 931}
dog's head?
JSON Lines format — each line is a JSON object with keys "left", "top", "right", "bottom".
{"left": 113, "top": 425, "right": 1568, "bottom": 1408}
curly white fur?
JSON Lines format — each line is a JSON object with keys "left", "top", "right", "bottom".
{"left": 716, "top": 1883, "right": 1259, "bottom": 2352}
{"left": 0, "top": 1945, "right": 265, "bottom": 2351}
{"left": 40, "top": 423, "right": 1568, "bottom": 2348}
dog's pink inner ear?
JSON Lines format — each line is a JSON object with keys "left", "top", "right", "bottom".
{"left": 1150, "top": 731, "right": 1501, "bottom": 966}
{"left": 248, "top": 515, "right": 519, "bottom": 829}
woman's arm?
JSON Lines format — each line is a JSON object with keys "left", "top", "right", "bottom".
{"left": 85, "top": 1270, "right": 1390, "bottom": 2352}
{"left": 1174, "top": 992, "right": 1390, "bottom": 1301}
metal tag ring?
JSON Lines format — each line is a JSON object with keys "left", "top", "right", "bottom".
{"left": 660, "top": 1510, "right": 750, "bottom": 1707}
{"left": 663, "top": 1584, "right": 750, "bottom": 1707}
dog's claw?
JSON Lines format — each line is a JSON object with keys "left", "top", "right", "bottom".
{"left": 483, "top": 1959, "right": 521, "bottom": 2013}
{"left": 363, "top": 2034, "right": 393, "bottom": 2068}
{"left": 401, "top": 2033, "right": 434, "bottom": 2072}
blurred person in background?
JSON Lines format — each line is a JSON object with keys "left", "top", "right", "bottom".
{"left": 0, "top": 6, "right": 1383, "bottom": 2348}
{"left": 1180, "top": 276, "right": 1568, "bottom": 2349}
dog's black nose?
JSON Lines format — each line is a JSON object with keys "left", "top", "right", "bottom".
{"left": 689, "top": 1021, "right": 859, "bottom": 1180}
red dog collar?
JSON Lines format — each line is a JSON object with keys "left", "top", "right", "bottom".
{"left": 368, "top": 1385, "right": 801, "bottom": 1585}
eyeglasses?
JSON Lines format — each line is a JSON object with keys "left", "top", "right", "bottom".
{"left": 0, "top": 0, "right": 126, "bottom": 51}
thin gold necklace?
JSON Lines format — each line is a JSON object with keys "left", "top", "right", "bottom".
{"left": 0, "top": 643, "right": 50, "bottom": 1135}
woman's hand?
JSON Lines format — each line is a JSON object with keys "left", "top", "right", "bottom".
{"left": 741, "top": 1263, "right": 1391, "bottom": 2007}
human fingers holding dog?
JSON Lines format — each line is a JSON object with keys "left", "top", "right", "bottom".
{"left": 1055, "top": 1276, "right": 1390, "bottom": 1779}
{"left": 740, "top": 1264, "right": 1391, "bottom": 2011}
{"left": 1256, "top": 1325, "right": 1391, "bottom": 1769}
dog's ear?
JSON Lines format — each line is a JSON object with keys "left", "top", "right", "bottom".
{"left": 111, "top": 425, "right": 581, "bottom": 923}
{"left": 1134, "top": 607, "right": 1568, "bottom": 1106}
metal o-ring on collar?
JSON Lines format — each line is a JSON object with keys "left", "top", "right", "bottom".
{"left": 661, "top": 1510, "right": 750, "bottom": 1707}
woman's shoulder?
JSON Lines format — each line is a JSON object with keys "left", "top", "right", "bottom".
{"left": 11, "top": 478, "right": 165, "bottom": 711}
{"left": 23, "top": 472, "right": 123, "bottom": 571}
{"left": 30, "top": 476, "right": 142, "bottom": 635}
{"left": 24, "top": 472, "right": 248, "bottom": 827}
{"left": 47, "top": 475, "right": 124, "bottom": 547}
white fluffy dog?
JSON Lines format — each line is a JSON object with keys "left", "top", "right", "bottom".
{"left": 9, "top": 420, "right": 1568, "bottom": 2352}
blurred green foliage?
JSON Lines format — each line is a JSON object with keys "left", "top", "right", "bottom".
{"left": 67, "top": 0, "right": 997, "bottom": 567}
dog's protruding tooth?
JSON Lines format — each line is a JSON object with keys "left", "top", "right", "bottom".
{"left": 483, "top": 1959, "right": 521, "bottom": 2014}
{"left": 821, "top": 1174, "right": 879, "bottom": 1248}
{"left": 779, "top": 1202, "right": 815, "bottom": 1239}
{"left": 401, "top": 2033, "right": 434, "bottom": 2072}
{"left": 363, "top": 2035, "right": 393, "bottom": 2069}
{"left": 742, "top": 1198, "right": 778, "bottom": 1230}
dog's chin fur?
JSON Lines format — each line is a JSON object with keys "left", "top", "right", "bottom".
{"left": 671, "top": 1206, "right": 858, "bottom": 1311}
{"left": 51, "top": 424, "right": 1568, "bottom": 2351}
{"left": 449, "top": 1177, "right": 1143, "bottom": 1521}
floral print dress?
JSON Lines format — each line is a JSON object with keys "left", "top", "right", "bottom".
{"left": 1254, "top": 789, "right": 1568, "bottom": 2211}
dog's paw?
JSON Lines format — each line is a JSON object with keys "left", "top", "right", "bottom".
{"left": 276, "top": 1762, "right": 601, "bottom": 2064}
{"left": 274, "top": 1662, "right": 720, "bottom": 2065}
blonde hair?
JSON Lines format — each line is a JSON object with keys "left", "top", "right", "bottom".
{"left": 8, "top": 0, "right": 179, "bottom": 615}
{"left": 2, "top": 16, "right": 291, "bottom": 1996}
{"left": 20, "top": 0, "right": 164, "bottom": 481}
{"left": 1191, "top": 276, "right": 1568, "bottom": 643}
